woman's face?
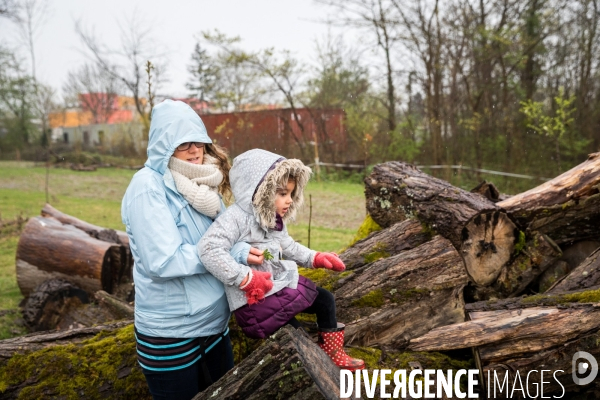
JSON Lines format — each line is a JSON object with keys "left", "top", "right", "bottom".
{"left": 174, "top": 142, "right": 204, "bottom": 164}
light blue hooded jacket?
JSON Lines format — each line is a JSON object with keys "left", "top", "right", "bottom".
{"left": 121, "top": 100, "right": 250, "bottom": 338}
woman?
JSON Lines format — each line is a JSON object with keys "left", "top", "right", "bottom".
{"left": 121, "top": 100, "right": 263, "bottom": 400}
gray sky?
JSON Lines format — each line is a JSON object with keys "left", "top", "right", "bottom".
{"left": 1, "top": 0, "right": 337, "bottom": 98}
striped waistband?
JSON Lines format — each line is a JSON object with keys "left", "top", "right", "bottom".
{"left": 134, "top": 326, "right": 229, "bottom": 372}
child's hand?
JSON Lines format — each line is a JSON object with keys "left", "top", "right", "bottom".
{"left": 313, "top": 252, "right": 346, "bottom": 272}
{"left": 247, "top": 247, "right": 265, "bottom": 265}
{"left": 240, "top": 270, "right": 273, "bottom": 305}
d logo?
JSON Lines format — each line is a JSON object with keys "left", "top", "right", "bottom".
{"left": 572, "top": 351, "right": 598, "bottom": 385}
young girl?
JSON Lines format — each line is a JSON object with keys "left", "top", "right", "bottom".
{"left": 198, "top": 149, "right": 365, "bottom": 371}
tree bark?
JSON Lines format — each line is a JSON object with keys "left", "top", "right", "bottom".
{"left": 364, "top": 162, "right": 519, "bottom": 286}
{"left": 549, "top": 246, "right": 600, "bottom": 293}
{"left": 94, "top": 290, "right": 134, "bottom": 320}
{"left": 498, "top": 152, "right": 600, "bottom": 245}
{"left": 339, "top": 218, "right": 433, "bottom": 270}
{"left": 21, "top": 279, "right": 90, "bottom": 332}
{"left": 335, "top": 235, "right": 468, "bottom": 349}
{"left": 470, "top": 180, "right": 509, "bottom": 203}
{"left": 487, "top": 232, "right": 562, "bottom": 297}
{"left": 42, "top": 203, "right": 132, "bottom": 281}
{"left": 409, "top": 304, "right": 600, "bottom": 354}
{"left": 193, "top": 325, "right": 356, "bottom": 400}
{"left": 16, "top": 217, "right": 122, "bottom": 296}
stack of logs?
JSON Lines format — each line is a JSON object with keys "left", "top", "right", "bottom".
{"left": 15, "top": 204, "right": 133, "bottom": 331}
{"left": 335, "top": 152, "right": 600, "bottom": 397}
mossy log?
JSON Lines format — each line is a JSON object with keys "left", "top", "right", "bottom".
{"left": 0, "top": 320, "right": 132, "bottom": 360}
{"left": 549, "top": 246, "right": 600, "bottom": 293}
{"left": 16, "top": 217, "right": 125, "bottom": 296}
{"left": 335, "top": 235, "right": 468, "bottom": 349}
{"left": 339, "top": 218, "right": 433, "bottom": 270}
{"left": 0, "top": 322, "right": 150, "bottom": 399}
{"left": 193, "top": 325, "right": 357, "bottom": 400}
{"left": 497, "top": 152, "right": 600, "bottom": 245}
{"left": 364, "top": 162, "right": 519, "bottom": 287}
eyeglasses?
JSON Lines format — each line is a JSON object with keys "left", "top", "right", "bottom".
{"left": 176, "top": 142, "right": 205, "bottom": 152}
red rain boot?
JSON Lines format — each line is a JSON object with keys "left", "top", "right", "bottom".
{"left": 318, "top": 323, "right": 365, "bottom": 372}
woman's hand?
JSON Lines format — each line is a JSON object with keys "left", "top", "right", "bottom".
{"left": 247, "top": 247, "right": 265, "bottom": 265}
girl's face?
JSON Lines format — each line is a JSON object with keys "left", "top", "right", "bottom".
{"left": 174, "top": 142, "right": 204, "bottom": 164}
{"left": 275, "top": 179, "right": 295, "bottom": 216}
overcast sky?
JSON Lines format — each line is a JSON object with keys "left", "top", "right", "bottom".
{"left": 1, "top": 0, "right": 341, "bottom": 99}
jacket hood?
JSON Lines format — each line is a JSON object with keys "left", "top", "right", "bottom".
{"left": 230, "top": 149, "right": 311, "bottom": 230}
{"left": 144, "top": 100, "right": 212, "bottom": 175}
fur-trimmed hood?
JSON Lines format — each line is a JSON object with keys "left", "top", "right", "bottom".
{"left": 229, "top": 149, "right": 311, "bottom": 230}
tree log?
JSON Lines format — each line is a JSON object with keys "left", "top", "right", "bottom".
{"left": 470, "top": 180, "right": 511, "bottom": 202}
{"left": 335, "top": 235, "right": 468, "bottom": 349}
{"left": 498, "top": 152, "right": 600, "bottom": 245}
{"left": 0, "top": 322, "right": 150, "bottom": 399}
{"left": 487, "top": 232, "right": 562, "bottom": 297}
{"left": 364, "top": 162, "right": 519, "bottom": 286}
{"left": 549, "top": 247, "right": 600, "bottom": 293}
{"left": 94, "top": 290, "right": 134, "bottom": 320}
{"left": 409, "top": 304, "right": 600, "bottom": 354}
{"left": 21, "top": 279, "right": 89, "bottom": 332}
{"left": 0, "top": 320, "right": 132, "bottom": 360}
{"left": 194, "top": 325, "right": 356, "bottom": 400}
{"left": 16, "top": 217, "right": 121, "bottom": 296}
{"left": 42, "top": 203, "right": 133, "bottom": 282}
{"left": 535, "top": 240, "right": 600, "bottom": 293}
{"left": 339, "top": 218, "right": 433, "bottom": 270}
{"left": 483, "top": 331, "right": 600, "bottom": 397}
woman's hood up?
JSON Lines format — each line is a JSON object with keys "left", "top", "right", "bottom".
{"left": 229, "top": 149, "right": 311, "bottom": 230}
{"left": 144, "top": 100, "right": 212, "bottom": 175}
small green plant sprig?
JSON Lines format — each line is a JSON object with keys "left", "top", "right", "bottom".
{"left": 263, "top": 249, "right": 274, "bottom": 261}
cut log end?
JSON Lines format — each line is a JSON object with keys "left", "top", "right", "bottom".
{"left": 460, "top": 211, "right": 518, "bottom": 286}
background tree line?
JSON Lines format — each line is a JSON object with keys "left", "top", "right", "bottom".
{"left": 1, "top": 0, "right": 599, "bottom": 191}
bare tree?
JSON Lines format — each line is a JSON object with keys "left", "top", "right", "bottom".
{"left": 11, "top": 0, "right": 51, "bottom": 82}
{"left": 0, "top": 0, "right": 19, "bottom": 18}
{"left": 63, "top": 63, "right": 121, "bottom": 124}
{"left": 317, "top": 0, "right": 400, "bottom": 133}
{"left": 75, "top": 13, "right": 166, "bottom": 138}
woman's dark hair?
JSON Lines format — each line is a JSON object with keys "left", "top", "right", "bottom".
{"left": 205, "top": 143, "right": 233, "bottom": 204}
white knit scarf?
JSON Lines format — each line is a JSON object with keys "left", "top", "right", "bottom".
{"left": 168, "top": 154, "right": 223, "bottom": 218}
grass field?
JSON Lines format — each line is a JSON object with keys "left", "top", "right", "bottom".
{"left": 0, "top": 161, "right": 365, "bottom": 338}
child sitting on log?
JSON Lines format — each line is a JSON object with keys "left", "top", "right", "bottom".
{"left": 198, "top": 149, "right": 365, "bottom": 371}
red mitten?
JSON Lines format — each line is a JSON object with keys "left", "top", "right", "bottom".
{"left": 240, "top": 270, "right": 273, "bottom": 305}
{"left": 313, "top": 252, "right": 346, "bottom": 272}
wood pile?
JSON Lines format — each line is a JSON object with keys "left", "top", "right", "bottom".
{"left": 15, "top": 204, "right": 132, "bottom": 298}
{"left": 334, "top": 152, "right": 600, "bottom": 397}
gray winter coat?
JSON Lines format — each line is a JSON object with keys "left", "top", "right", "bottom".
{"left": 198, "top": 149, "right": 316, "bottom": 311}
